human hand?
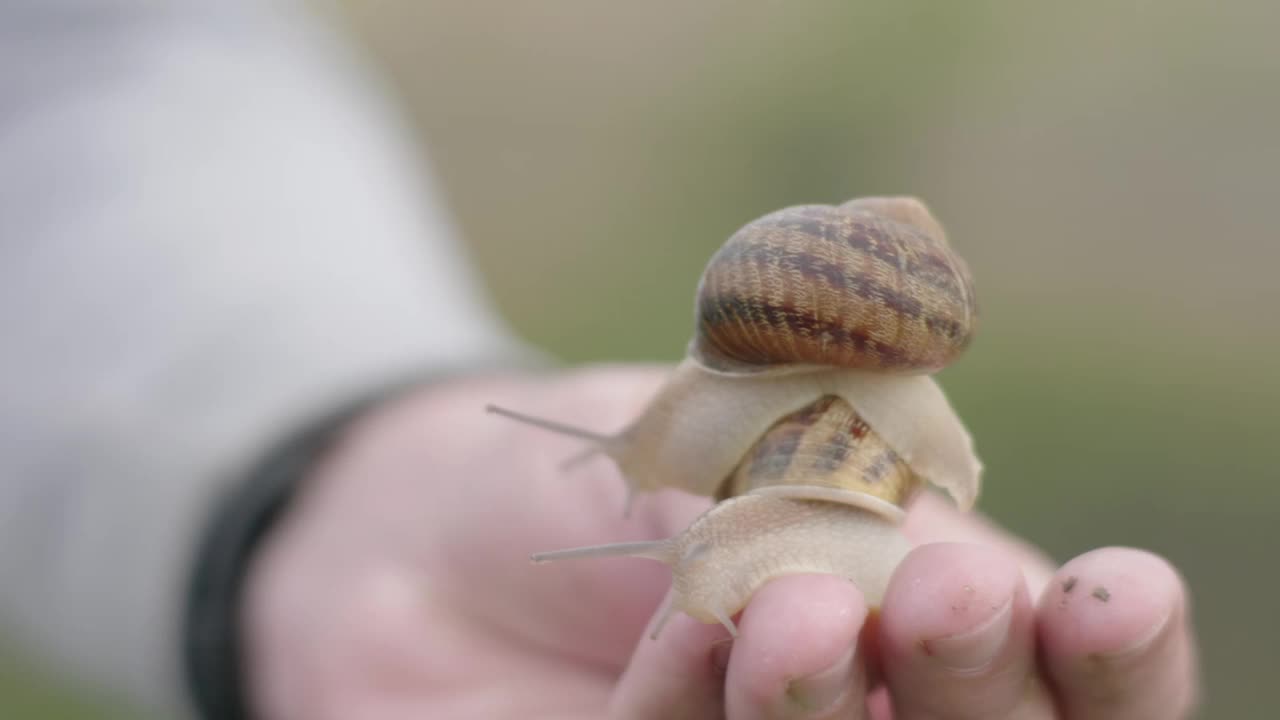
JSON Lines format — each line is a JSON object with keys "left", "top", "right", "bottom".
{"left": 244, "top": 367, "right": 1199, "bottom": 719}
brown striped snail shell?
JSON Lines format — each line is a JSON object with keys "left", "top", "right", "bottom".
{"left": 692, "top": 197, "right": 976, "bottom": 376}
{"left": 488, "top": 196, "right": 982, "bottom": 638}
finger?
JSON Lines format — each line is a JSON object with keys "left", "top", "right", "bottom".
{"left": 726, "top": 574, "right": 869, "bottom": 720}
{"left": 1037, "top": 547, "right": 1199, "bottom": 719}
{"left": 608, "top": 591, "right": 733, "bottom": 720}
{"left": 880, "top": 543, "right": 1055, "bottom": 719}
{"left": 903, "top": 493, "right": 1057, "bottom": 596}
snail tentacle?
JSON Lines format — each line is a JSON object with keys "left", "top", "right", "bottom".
{"left": 530, "top": 539, "right": 673, "bottom": 564}
{"left": 484, "top": 404, "right": 614, "bottom": 444}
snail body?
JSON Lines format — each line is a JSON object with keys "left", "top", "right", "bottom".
{"left": 533, "top": 495, "right": 912, "bottom": 638}
{"left": 488, "top": 197, "right": 981, "bottom": 637}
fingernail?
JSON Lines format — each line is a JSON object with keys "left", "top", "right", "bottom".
{"left": 1104, "top": 607, "right": 1172, "bottom": 660}
{"left": 926, "top": 598, "right": 1013, "bottom": 673}
{"left": 784, "top": 646, "right": 856, "bottom": 714}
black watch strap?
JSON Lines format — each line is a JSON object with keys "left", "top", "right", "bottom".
{"left": 182, "top": 381, "right": 414, "bottom": 719}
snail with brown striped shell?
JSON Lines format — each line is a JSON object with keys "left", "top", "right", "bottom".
{"left": 487, "top": 196, "right": 982, "bottom": 639}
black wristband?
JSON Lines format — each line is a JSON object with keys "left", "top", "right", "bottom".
{"left": 183, "top": 381, "right": 413, "bottom": 720}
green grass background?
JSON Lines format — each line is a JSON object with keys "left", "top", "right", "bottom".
{"left": 4, "top": 1, "right": 1276, "bottom": 717}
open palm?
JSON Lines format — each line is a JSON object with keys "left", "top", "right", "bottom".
{"left": 244, "top": 367, "right": 1198, "bottom": 719}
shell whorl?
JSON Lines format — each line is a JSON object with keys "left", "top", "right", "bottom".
{"left": 692, "top": 196, "right": 977, "bottom": 375}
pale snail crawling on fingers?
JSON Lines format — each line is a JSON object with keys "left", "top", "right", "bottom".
{"left": 487, "top": 196, "right": 982, "bottom": 639}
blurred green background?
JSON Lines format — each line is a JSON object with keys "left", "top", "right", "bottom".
{"left": 4, "top": 1, "right": 1276, "bottom": 717}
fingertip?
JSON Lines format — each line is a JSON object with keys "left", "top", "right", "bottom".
{"left": 903, "top": 494, "right": 1058, "bottom": 595}
{"left": 740, "top": 574, "right": 869, "bottom": 667}
{"left": 1037, "top": 547, "right": 1199, "bottom": 719}
{"left": 882, "top": 542, "right": 1026, "bottom": 656}
{"left": 727, "top": 574, "right": 869, "bottom": 717}
{"left": 1038, "top": 547, "right": 1185, "bottom": 658}
{"left": 880, "top": 543, "right": 1040, "bottom": 717}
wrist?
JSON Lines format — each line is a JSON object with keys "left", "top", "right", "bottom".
{"left": 182, "top": 378, "right": 425, "bottom": 720}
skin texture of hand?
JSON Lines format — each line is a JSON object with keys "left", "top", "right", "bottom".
{"left": 244, "top": 367, "right": 1200, "bottom": 719}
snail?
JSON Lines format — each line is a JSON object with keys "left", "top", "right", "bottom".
{"left": 487, "top": 196, "right": 981, "bottom": 639}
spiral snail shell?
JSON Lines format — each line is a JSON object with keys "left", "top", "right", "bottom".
{"left": 488, "top": 196, "right": 981, "bottom": 637}
{"left": 692, "top": 197, "right": 975, "bottom": 375}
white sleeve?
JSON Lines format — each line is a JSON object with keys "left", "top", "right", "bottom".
{"left": 0, "top": 3, "right": 520, "bottom": 715}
